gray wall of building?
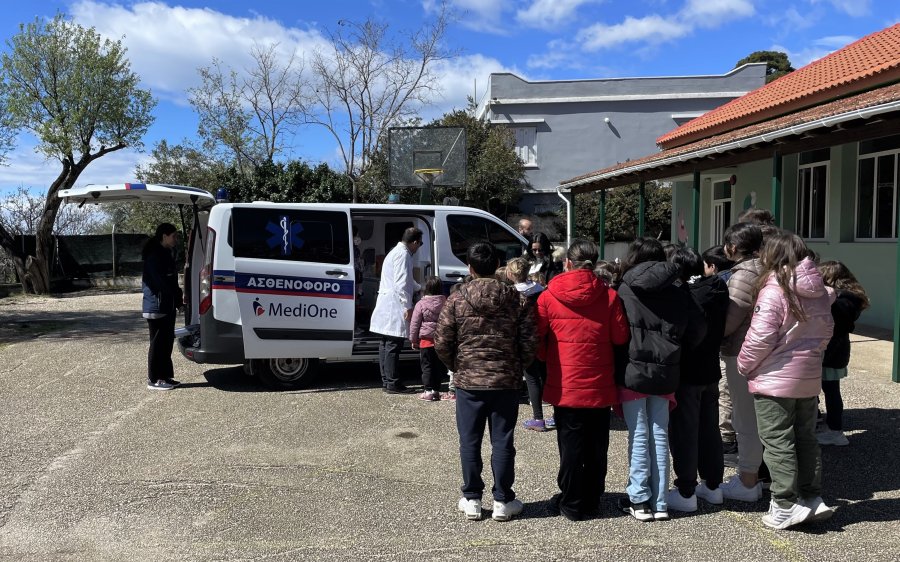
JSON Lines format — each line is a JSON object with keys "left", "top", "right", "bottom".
{"left": 483, "top": 65, "right": 767, "bottom": 215}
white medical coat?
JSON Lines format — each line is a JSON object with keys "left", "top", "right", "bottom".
{"left": 369, "top": 242, "right": 420, "bottom": 338}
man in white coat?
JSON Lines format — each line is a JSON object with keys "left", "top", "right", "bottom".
{"left": 370, "top": 227, "right": 423, "bottom": 393}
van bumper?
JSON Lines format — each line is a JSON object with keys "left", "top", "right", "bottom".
{"left": 177, "top": 314, "right": 245, "bottom": 365}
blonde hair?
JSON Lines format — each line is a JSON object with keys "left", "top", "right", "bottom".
{"left": 506, "top": 257, "right": 530, "bottom": 283}
{"left": 528, "top": 271, "right": 546, "bottom": 285}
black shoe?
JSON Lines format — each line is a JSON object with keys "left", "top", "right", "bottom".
{"left": 384, "top": 386, "right": 416, "bottom": 394}
{"left": 165, "top": 378, "right": 181, "bottom": 388}
{"left": 618, "top": 498, "right": 654, "bottom": 522}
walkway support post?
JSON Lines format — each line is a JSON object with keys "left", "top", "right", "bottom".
{"left": 772, "top": 151, "right": 783, "bottom": 226}
{"left": 894, "top": 226, "right": 900, "bottom": 382}
{"left": 599, "top": 190, "right": 606, "bottom": 260}
{"left": 692, "top": 171, "right": 701, "bottom": 248}
{"left": 638, "top": 181, "right": 646, "bottom": 237}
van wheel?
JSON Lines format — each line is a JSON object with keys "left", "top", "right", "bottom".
{"left": 251, "top": 358, "right": 320, "bottom": 390}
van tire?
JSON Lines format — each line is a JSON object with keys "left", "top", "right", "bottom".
{"left": 251, "top": 358, "right": 320, "bottom": 390}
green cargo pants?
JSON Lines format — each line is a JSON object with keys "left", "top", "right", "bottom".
{"left": 753, "top": 394, "right": 822, "bottom": 508}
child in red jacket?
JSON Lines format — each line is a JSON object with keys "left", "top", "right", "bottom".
{"left": 537, "top": 240, "right": 629, "bottom": 520}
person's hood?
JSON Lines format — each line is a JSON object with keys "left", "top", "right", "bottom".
{"left": 515, "top": 280, "right": 544, "bottom": 297}
{"left": 791, "top": 258, "right": 828, "bottom": 299}
{"left": 547, "top": 268, "right": 607, "bottom": 307}
{"left": 459, "top": 278, "right": 519, "bottom": 315}
{"left": 621, "top": 261, "right": 681, "bottom": 292}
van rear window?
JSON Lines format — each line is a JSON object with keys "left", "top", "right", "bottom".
{"left": 232, "top": 208, "right": 350, "bottom": 264}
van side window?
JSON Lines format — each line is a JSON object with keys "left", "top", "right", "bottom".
{"left": 447, "top": 214, "right": 523, "bottom": 264}
{"left": 232, "top": 208, "right": 350, "bottom": 264}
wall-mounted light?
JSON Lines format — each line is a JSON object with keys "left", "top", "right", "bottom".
{"left": 603, "top": 117, "right": 610, "bottom": 123}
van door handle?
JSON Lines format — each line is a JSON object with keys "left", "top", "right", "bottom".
{"left": 446, "top": 272, "right": 466, "bottom": 279}
{"left": 325, "top": 270, "right": 348, "bottom": 277}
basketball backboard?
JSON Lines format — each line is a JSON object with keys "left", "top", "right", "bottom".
{"left": 388, "top": 127, "right": 466, "bottom": 188}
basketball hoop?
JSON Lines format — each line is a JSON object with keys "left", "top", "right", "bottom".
{"left": 414, "top": 168, "right": 444, "bottom": 185}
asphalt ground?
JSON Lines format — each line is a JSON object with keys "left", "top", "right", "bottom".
{"left": 1, "top": 290, "right": 898, "bottom": 562}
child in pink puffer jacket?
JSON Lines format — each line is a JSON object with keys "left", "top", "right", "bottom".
{"left": 738, "top": 232, "right": 834, "bottom": 530}
{"left": 410, "top": 276, "right": 448, "bottom": 401}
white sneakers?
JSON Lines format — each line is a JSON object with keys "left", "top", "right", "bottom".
{"left": 799, "top": 496, "right": 835, "bottom": 522}
{"left": 458, "top": 498, "right": 524, "bottom": 521}
{"left": 762, "top": 499, "right": 812, "bottom": 530}
{"left": 817, "top": 429, "right": 850, "bottom": 446}
{"left": 492, "top": 499, "right": 524, "bottom": 521}
{"left": 665, "top": 489, "right": 697, "bottom": 512}
{"left": 696, "top": 481, "right": 724, "bottom": 505}
{"left": 458, "top": 498, "right": 482, "bottom": 520}
{"left": 720, "top": 475, "right": 763, "bottom": 502}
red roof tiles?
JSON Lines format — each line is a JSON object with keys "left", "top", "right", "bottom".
{"left": 657, "top": 24, "right": 900, "bottom": 149}
{"left": 562, "top": 82, "right": 900, "bottom": 189}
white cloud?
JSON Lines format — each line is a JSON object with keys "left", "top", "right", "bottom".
{"left": 765, "top": 7, "right": 817, "bottom": 31}
{"left": 516, "top": 0, "right": 604, "bottom": 30}
{"left": 808, "top": 0, "right": 872, "bottom": 17}
{"left": 69, "top": 1, "right": 329, "bottom": 105}
{"left": 576, "top": 15, "right": 691, "bottom": 51}
{"left": 423, "top": 0, "right": 513, "bottom": 34}
{"left": 427, "top": 54, "right": 517, "bottom": 118}
{"left": 813, "top": 35, "right": 857, "bottom": 48}
{"left": 770, "top": 36, "right": 852, "bottom": 69}
{"left": 682, "top": 0, "right": 755, "bottom": 28}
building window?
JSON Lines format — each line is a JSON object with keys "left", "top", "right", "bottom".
{"left": 711, "top": 180, "right": 732, "bottom": 245}
{"left": 856, "top": 136, "right": 900, "bottom": 239}
{"left": 797, "top": 157, "right": 828, "bottom": 240}
{"left": 513, "top": 127, "right": 537, "bottom": 166}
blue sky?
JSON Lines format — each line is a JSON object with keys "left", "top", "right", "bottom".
{"left": 0, "top": 0, "right": 897, "bottom": 195}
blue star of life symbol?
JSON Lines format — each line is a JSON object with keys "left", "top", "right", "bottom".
{"left": 266, "top": 216, "right": 304, "bottom": 256}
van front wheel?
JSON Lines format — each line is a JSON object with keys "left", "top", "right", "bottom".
{"left": 251, "top": 358, "right": 320, "bottom": 390}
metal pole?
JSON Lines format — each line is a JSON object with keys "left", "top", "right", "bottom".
{"left": 638, "top": 181, "right": 646, "bottom": 237}
{"left": 599, "top": 190, "right": 606, "bottom": 260}
{"left": 692, "top": 171, "right": 701, "bottom": 248}
{"left": 772, "top": 151, "right": 783, "bottom": 227}
{"left": 894, "top": 213, "right": 900, "bottom": 382}
{"left": 111, "top": 223, "right": 117, "bottom": 279}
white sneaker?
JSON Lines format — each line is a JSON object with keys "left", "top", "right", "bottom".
{"left": 147, "top": 379, "right": 175, "bottom": 391}
{"left": 720, "top": 474, "right": 762, "bottom": 502}
{"left": 817, "top": 429, "right": 849, "bottom": 446}
{"left": 458, "top": 497, "right": 482, "bottom": 521}
{"left": 696, "top": 481, "right": 724, "bottom": 505}
{"left": 799, "top": 496, "right": 834, "bottom": 522}
{"left": 665, "top": 489, "right": 697, "bottom": 512}
{"left": 761, "top": 499, "right": 812, "bottom": 529}
{"left": 492, "top": 498, "right": 524, "bottom": 521}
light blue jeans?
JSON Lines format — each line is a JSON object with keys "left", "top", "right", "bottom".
{"left": 622, "top": 396, "right": 670, "bottom": 512}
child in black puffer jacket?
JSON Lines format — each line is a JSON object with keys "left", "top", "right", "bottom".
{"left": 816, "top": 261, "right": 869, "bottom": 447}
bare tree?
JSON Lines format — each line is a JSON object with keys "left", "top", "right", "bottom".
{"left": 307, "top": 3, "right": 454, "bottom": 201}
{"left": 189, "top": 42, "right": 307, "bottom": 176}
{"left": 0, "top": 186, "right": 104, "bottom": 236}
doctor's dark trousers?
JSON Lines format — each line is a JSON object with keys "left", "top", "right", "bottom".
{"left": 379, "top": 336, "right": 405, "bottom": 389}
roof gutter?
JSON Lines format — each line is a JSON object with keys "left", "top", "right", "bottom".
{"left": 558, "top": 99, "right": 900, "bottom": 190}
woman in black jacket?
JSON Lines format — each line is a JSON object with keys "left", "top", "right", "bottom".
{"left": 526, "top": 232, "right": 563, "bottom": 284}
{"left": 142, "top": 223, "right": 182, "bottom": 391}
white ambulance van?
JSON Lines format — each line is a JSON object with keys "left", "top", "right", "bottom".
{"left": 59, "top": 184, "right": 527, "bottom": 389}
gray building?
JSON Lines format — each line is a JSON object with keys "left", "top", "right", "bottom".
{"left": 476, "top": 65, "right": 767, "bottom": 215}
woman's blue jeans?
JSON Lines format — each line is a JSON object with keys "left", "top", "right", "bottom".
{"left": 622, "top": 396, "right": 670, "bottom": 511}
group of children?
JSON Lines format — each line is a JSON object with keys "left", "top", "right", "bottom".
{"left": 401, "top": 212, "right": 867, "bottom": 530}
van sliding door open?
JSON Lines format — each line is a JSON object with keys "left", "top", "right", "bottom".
{"left": 231, "top": 206, "right": 355, "bottom": 359}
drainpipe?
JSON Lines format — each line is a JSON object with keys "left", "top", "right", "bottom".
{"left": 556, "top": 186, "right": 573, "bottom": 249}
{"left": 894, "top": 224, "right": 900, "bottom": 383}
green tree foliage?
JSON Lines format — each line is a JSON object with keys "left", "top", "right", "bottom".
{"left": 220, "top": 160, "right": 352, "bottom": 205}
{"left": 575, "top": 182, "right": 672, "bottom": 242}
{"left": 735, "top": 51, "right": 795, "bottom": 83}
{"left": 0, "top": 14, "right": 155, "bottom": 292}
